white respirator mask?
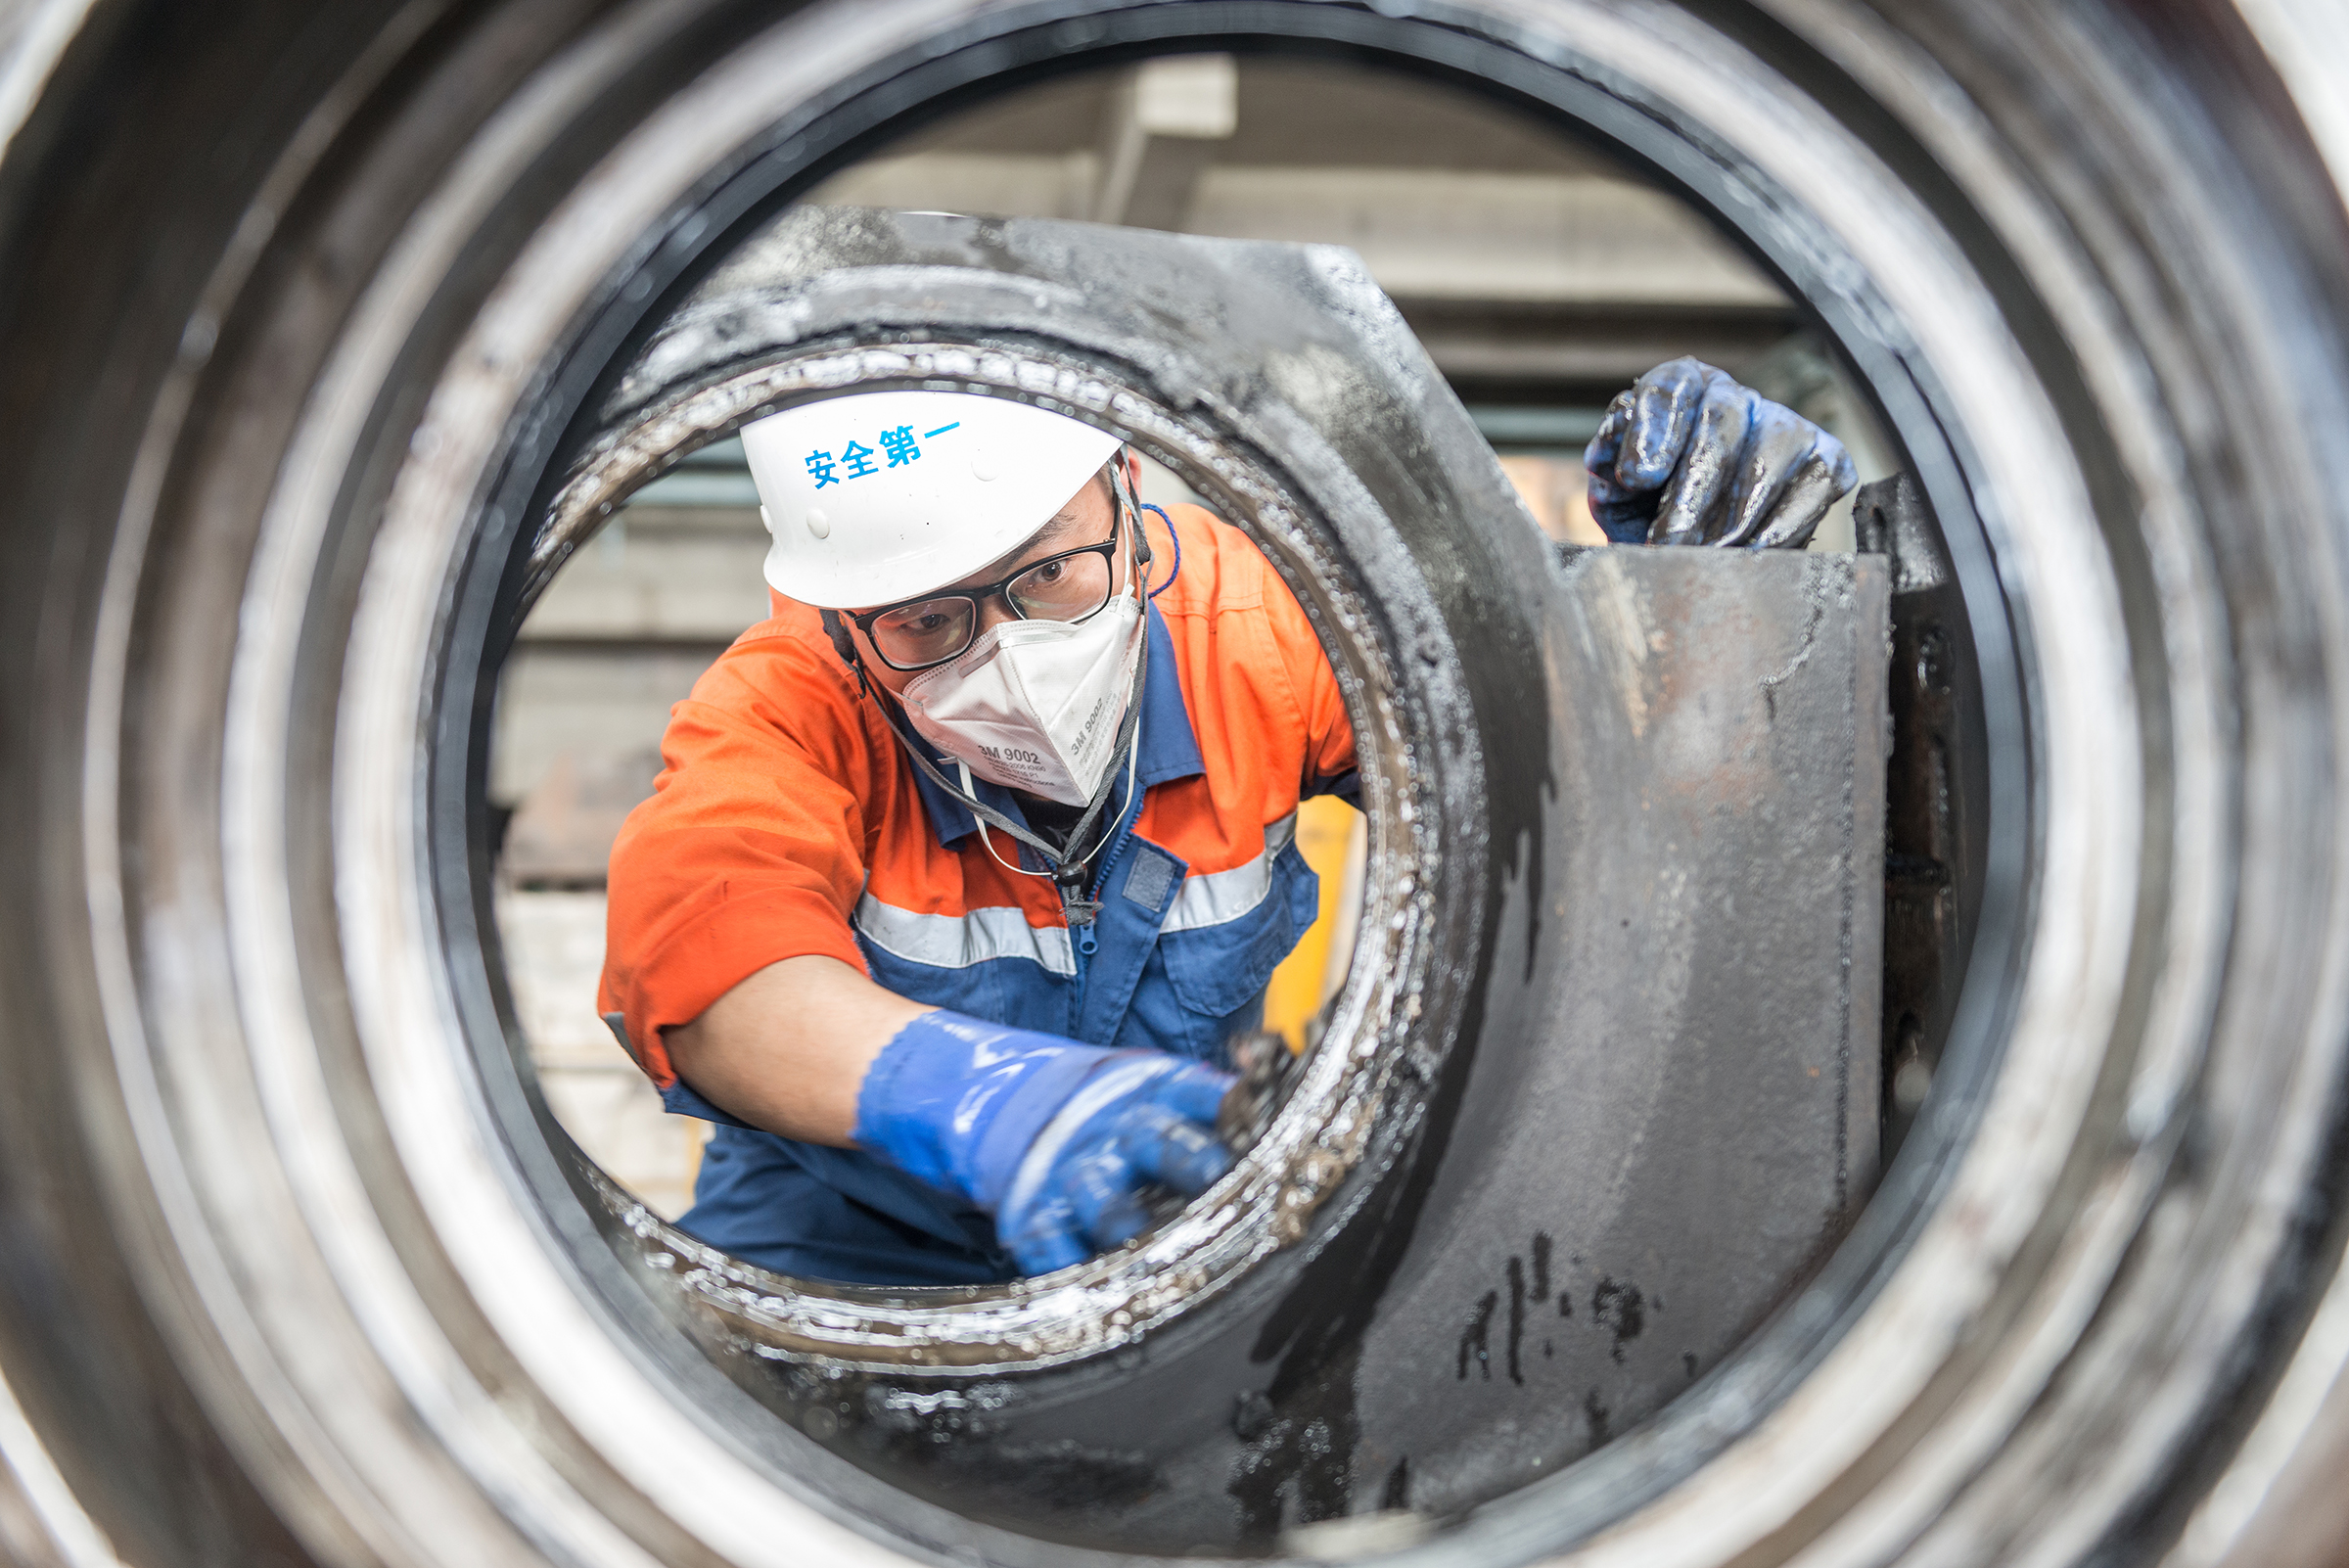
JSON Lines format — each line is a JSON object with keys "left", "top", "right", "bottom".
{"left": 898, "top": 584, "right": 1146, "bottom": 807}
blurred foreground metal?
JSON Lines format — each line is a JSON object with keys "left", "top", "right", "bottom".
{"left": 5, "top": 2, "right": 2349, "bottom": 1564}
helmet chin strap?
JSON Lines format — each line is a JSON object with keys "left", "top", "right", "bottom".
{"left": 835, "top": 465, "right": 1153, "bottom": 929}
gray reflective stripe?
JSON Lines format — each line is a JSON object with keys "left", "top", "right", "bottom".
{"left": 1160, "top": 811, "right": 1299, "bottom": 935}
{"left": 600, "top": 1011, "right": 643, "bottom": 1069}
{"left": 853, "top": 894, "right": 1078, "bottom": 977}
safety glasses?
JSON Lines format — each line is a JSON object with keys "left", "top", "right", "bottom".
{"left": 850, "top": 505, "right": 1130, "bottom": 671}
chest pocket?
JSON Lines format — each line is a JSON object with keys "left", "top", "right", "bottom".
{"left": 1156, "top": 838, "right": 1321, "bottom": 1019}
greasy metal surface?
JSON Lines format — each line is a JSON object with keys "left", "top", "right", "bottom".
{"left": 1858, "top": 475, "right": 1990, "bottom": 1156}
{"left": 1313, "top": 545, "right": 1888, "bottom": 1527}
{"left": 514, "top": 208, "right": 1884, "bottom": 1549}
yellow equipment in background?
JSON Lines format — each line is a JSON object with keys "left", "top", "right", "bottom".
{"left": 1259, "top": 794, "right": 1368, "bottom": 1050}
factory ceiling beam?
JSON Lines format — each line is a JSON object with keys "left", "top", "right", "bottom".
{"left": 1090, "top": 54, "right": 1236, "bottom": 230}
{"left": 814, "top": 158, "right": 1785, "bottom": 308}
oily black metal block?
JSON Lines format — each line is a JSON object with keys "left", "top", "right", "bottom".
{"left": 552, "top": 206, "right": 1893, "bottom": 1545}
{"left": 1331, "top": 544, "right": 1888, "bottom": 1518}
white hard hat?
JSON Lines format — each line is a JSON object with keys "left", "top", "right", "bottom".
{"left": 738, "top": 391, "right": 1124, "bottom": 609}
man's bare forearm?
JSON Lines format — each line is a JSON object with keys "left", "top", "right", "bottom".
{"left": 664, "top": 955, "right": 931, "bottom": 1144}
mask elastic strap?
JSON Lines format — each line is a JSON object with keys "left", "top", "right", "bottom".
{"left": 1140, "top": 502, "right": 1180, "bottom": 599}
{"left": 964, "top": 682, "right": 1144, "bottom": 914}
{"left": 855, "top": 627, "right": 1148, "bottom": 928}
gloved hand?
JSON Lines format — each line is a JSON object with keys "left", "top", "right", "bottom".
{"left": 852, "top": 1010, "right": 1236, "bottom": 1275}
{"left": 1585, "top": 356, "right": 1859, "bottom": 549}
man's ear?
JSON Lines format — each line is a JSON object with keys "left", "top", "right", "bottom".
{"left": 1116, "top": 449, "right": 1153, "bottom": 569}
{"left": 820, "top": 609, "right": 858, "bottom": 668}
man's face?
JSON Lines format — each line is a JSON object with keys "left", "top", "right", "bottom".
{"left": 850, "top": 465, "right": 1128, "bottom": 697}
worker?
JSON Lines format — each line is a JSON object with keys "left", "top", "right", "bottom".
{"left": 596, "top": 356, "right": 1856, "bottom": 1286}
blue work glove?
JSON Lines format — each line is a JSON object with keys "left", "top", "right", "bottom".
{"left": 852, "top": 1011, "right": 1237, "bottom": 1275}
{"left": 1585, "top": 356, "right": 1859, "bottom": 548}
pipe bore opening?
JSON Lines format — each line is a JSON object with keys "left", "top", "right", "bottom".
{"left": 436, "top": 29, "right": 2015, "bottom": 1560}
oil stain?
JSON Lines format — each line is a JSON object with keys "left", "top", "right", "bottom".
{"left": 1230, "top": 1405, "right": 1353, "bottom": 1544}
{"left": 1591, "top": 1276, "right": 1644, "bottom": 1363}
{"left": 1505, "top": 1257, "right": 1527, "bottom": 1385}
{"left": 1460, "top": 1239, "right": 1668, "bottom": 1379}
{"left": 1382, "top": 1456, "right": 1410, "bottom": 1511}
{"left": 1456, "top": 1290, "right": 1498, "bottom": 1380}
